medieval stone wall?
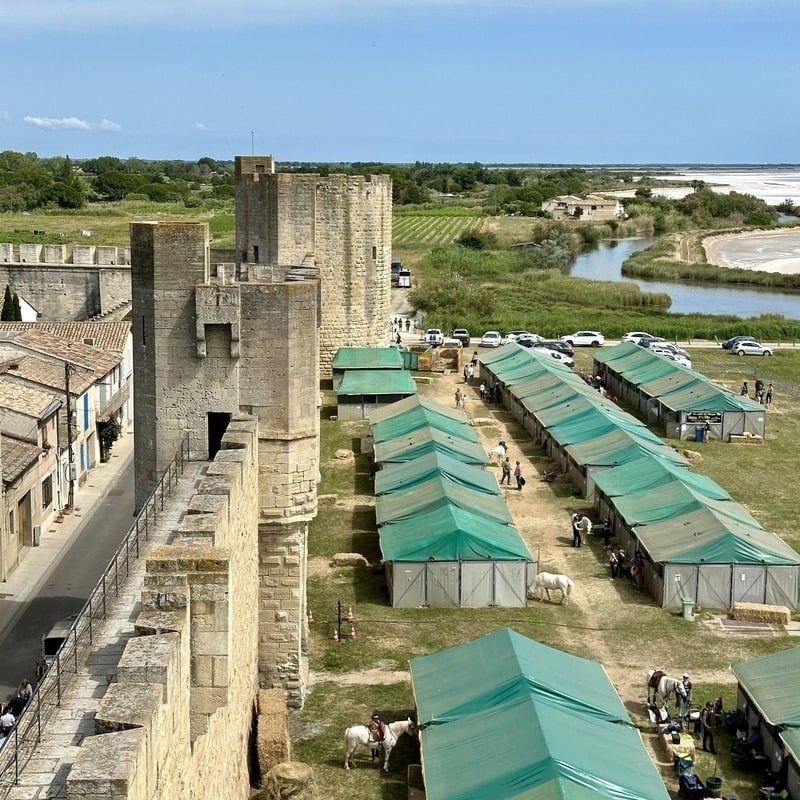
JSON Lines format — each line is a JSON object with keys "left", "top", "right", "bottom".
{"left": 67, "top": 417, "right": 260, "bottom": 800}
{"left": 0, "top": 242, "right": 131, "bottom": 319}
{"left": 234, "top": 158, "right": 392, "bottom": 374}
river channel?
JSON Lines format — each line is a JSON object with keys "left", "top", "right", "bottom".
{"left": 569, "top": 238, "right": 800, "bottom": 320}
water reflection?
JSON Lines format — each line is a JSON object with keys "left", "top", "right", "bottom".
{"left": 569, "top": 238, "right": 800, "bottom": 320}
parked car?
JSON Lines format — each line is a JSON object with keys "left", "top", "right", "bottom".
{"left": 516, "top": 333, "right": 544, "bottom": 348}
{"left": 504, "top": 330, "right": 532, "bottom": 344}
{"left": 650, "top": 348, "right": 692, "bottom": 368}
{"left": 480, "top": 330, "right": 502, "bottom": 347}
{"left": 636, "top": 335, "right": 666, "bottom": 349}
{"left": 733, "top": 340, "right": 773, "bottom": 357}
{"left": 722, "top": 335, "right": 756, "bottom": 350}
{"left": 622, "top": 331, "right": 662, "bottom": 345}
{"left": 545, "top": 350, "right": 575, "bottom": 369}
{"left": 423, "top": 328, "right": 443, "bottom": 346}
{"left": 451, "top": 328, "right": 471, "bottom": 347}
{"left": 560, "top": 330, "right": 605, "bottom": 347}
{"left": 531, "top": 340, "right": 574, "bottom": 357}
{"left": 648, "top": 342, "right": 690, "bottom": 359}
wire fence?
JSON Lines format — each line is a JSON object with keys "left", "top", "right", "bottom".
{"left": 0, "top": 434, "right": 190, "bottom": 796}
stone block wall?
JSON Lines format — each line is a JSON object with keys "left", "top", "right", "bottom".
{"left": 67, "top": 417, "right": 260, "bottom": 800}
{"left": 234, "top": 157, "right": 392, "bottom": 375}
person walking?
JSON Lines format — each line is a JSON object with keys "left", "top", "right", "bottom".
{"left": 700, "top": 702, "right": 716, "bottom": 753}
{"left": 609, "top": 547, "right": 619, "bottom": 579}
{"left": 500, "top": 456, "right": 512, "bottom": 486}
{"left": 454, "top": 388, "right": 463, "bottom": 409}
{"left": 479, "top": 382, "right": 486, "bottom": 401}
{"left": 467, "top": 363, "right": 475, "bottom": 384}
{"left": 578, "top": 513, "right": 592, "bottom": 547}
{"left": 740, "top": 381, "right": 749, "bottom": 397}
{"left": 601, "top": 518, "right": 612, "bottom": 547}
{"left": 571, "top": 511, "right": 582, "bottom": 547}
{"left": 514, "top": 461, "right": 524, "bottom": 491}
{"left": 765, "top": 383, "right": 774, "bottom": 405}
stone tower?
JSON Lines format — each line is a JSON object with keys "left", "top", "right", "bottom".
{"left": 131, "top": 220, "right": 319, "bottom": 704}
{"left": 235, "top": 156, "right": 393, "bottom": 373}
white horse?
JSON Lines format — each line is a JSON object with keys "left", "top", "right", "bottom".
{"left": 528, "top": 572, "right": 574, "bottom": 605}
{"left": 344, "top": 717, "right": 417, "bottom": 772}
{"left": 647, "top": 669, "right": 688, "bottom": 709}
{"left": 488, "top": 444, "right": 507, "bottom": 464}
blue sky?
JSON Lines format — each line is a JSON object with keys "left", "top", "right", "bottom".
{"left": 2, "top": 0, "right": 799, "bottom": 164}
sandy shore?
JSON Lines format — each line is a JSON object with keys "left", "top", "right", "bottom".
{"left": 704, "top": 228, "right": 800, "bottom": 274}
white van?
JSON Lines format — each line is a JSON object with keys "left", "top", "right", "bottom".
{"left": 398, "top": 269, "right": 412, "bottom": 288}
{"left": 42, "top": 616, "right": 77, "bottom": 666}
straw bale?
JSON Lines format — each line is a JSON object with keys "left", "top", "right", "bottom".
{"left": 257, "top": 689, "right": 291, "bottom": 779}
{"left": 256, "top": 762, "right": 318, "bottom": 800}
{"left": 331, "top": 552, "right": 369, "bottom": 567}
{"left": 732, "top": 602, "right": 790, "bottom": 625}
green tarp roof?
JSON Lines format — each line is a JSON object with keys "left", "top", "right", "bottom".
{"left": 476, "top": 342, "right": 526, "bottom": 366}
{"left": 332, "top": 346, "right": 404, "bottom": 370}
{"left": 592, "top": 457, "right": 723, "bottom": 499}
{"left": 565, "top": 428, "right": 687, "bottom": 469}
{"left": 379, "top": 507, "right": 530, "bottom": 561}
{"left": 512, "top": 372, "right": 570, "bottom": 400}
{"left": 371, "top": 404, "right": 476, "bottom": 443}
{"left": 633, "top": 507, "right": 800, "bottom": 565}
{"left": 411, "top": 629, "right": 670, "bottom": 800}
{"left": 658, "top": 381, "right": 764, "bottom": 412}
{"left": 596, "top": 342, "right": 762, "bottom": 412}
{"left": 373, "top": 427, "right": 489, "bottom": 466}
{"left": 337, "top": 369, "right": 417, "bottom": 396}
{"left": 731, "top": 647, "right": 800, "bottom": 727}
{"left": 612, "top": 481, "right": 759, "bottom": 528}
{"left": 781, "top": 728, "right": 800, "bottom": 763}
{"left": 368, "top": 394, "right": 467, "bottom": 425}
{"left": 548, "top": 406, "right": 656, "bottom": 446}
{"left": 375, "top": 474, "right": 512, "bottom": 526}
{"left": 374, "top": 451, "right": 496, "bottom": 495}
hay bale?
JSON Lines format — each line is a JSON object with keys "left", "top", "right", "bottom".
{"left": 317, "top": 494, "right": 337, "bottom": 508}
{"left": 257, "top": 689, "right": 291, "bottom": 778}
{"left": 682, "top": 449, "right": 703, "bottom": 461}
{"left": 333, "top": 449, "right": 353, "bottom": 460}
{"left": 732, "top": 602, "right": 790, "bottom": 625}
{"left": 331, "top": 552, "right": 369, "bottom": 567}
{"left": 256, "top": 762, "right": 318, "bottom": 800}
{"left": 660, "top": 731, "right": 695, "bottom": 762}
{"left": 471, "top": 416, "right": 495, "bottom": 427}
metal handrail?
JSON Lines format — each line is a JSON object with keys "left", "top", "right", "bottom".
{"left": 0, "top": 433, "right": 191, "bottom": 796}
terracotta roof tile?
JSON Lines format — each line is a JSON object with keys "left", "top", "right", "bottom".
{"left": 0, "top": 322, "right": 130, "bottom": 355}
{"left": 0, "top": 356, "right": 94, "bottom": 395}
{"left": 0, "top": 330, "right": 119, "bottom": 375}
{"left": 0, "top": 376, "right": 61, "bottom": 417}
{"left": 1, "top": 435, "right": 42, "bottom": 483}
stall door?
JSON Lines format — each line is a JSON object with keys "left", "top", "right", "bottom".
{"left": 460, "top": 563, "right": 493, "bottom": 607}
{"left": 731, "top": 566, "right": 766, "bottom": 605}
{"left": 696, "top": 565, "right": 733, "bottom": 609}
{"left": 392, "top": 564, "right": 426, "bottom": 608}
{"left": 426, "top": 563, "right": 459, "bottom": 607}
{"left": 493, "top": 562, "right": 529, "bottom": 607}
{"left": 765, "top": 567, "right": 800, "bottom": 609}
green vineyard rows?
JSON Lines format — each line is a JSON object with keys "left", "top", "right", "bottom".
{"left": 393, "top": 215, "right": 483, "bottom": 248}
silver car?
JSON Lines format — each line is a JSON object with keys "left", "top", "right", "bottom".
{"left": 733, "top": 340, "right": 773, "bottom": 356}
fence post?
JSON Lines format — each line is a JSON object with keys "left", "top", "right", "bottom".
{"left": 88, "top": 598, "right": 93, "bottom": 646}
{"left": 55, "top": 653, "right": 61, "bottom": 706}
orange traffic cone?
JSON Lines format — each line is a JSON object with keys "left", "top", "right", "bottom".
{"left": 345, "top": 605, "right": 355, "bottom": 621}
{"left": 306, "top": 609, "right": 314, "bottom": 624}
{"left": 332, "top": 627, "right": 339, "bottom": 642}
{"left": 349, "top": 624, "right": 357, "bottom": 640}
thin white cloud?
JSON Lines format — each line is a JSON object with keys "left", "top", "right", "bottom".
{"left": 194, "top": 123, "right": 208, "bottom": 131}
{"left": 0, "top": 111, "right": 8, "bottom": 121}
{"left": 23, "top": 115, "right": 123, "bottom": 132}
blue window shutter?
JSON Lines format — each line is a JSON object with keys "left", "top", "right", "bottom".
{"left": 83, "top": 394, "right": 89, "bottom": 430}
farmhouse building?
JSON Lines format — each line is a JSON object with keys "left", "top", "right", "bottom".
{"left": 542, "top": 193, "right": 623, "bottom": 220}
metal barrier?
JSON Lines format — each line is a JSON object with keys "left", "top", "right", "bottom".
{"left": 0, "top": 433, "right": 191, "bottom": 795}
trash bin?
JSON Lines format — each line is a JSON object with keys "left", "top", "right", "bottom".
{"left": 681, "top": 596, "right": 695, "bottom": 620}
{"left": 695, "top": 425, "right": 705, "bottom": 443}
{"left": 705, "top": 775, "right": 723, "bottom": 798}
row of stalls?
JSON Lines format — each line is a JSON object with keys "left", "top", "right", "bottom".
{"left": 593, "top": 341, "right": 766, "bottom": 441}
{"left": 732, "top": 646, "right": 800, "bottom": 798}
{"left": 369, "top": 395, "right": 535, "bottom": 608}
{"left": 332, "top": 347, "right": 418, "bottom": 420}
{"left": 410, "top": 628, "right": 671, "bottom": 800}
{"left": 479, "top": 344, "right": 800, "bottom": 610}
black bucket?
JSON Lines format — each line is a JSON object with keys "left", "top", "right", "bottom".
{"left": 706, "top": 776, "right": 722, "bottom": 798}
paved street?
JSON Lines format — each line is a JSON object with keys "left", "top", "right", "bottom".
{"left": 0, "top": 432, "right": 135, "bottom": 700}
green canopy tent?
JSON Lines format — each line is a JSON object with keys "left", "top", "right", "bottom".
{"left": 371, "top": 403, "right": 476, "bottom": 443}
{"left": 629, "top": 507, "right": 800, "bottom": 609}
{"left": 373, "top": 427, "right": 489, "bottom": 466}
{"left": 375, "top": 474, "right": 512, "bottom": 526}
{"left": 731, "top": 647, "right": 800, "bottom": 782}
{"left": 331, "top": 346, "right": 403, "bottom": 388}
{"left": 380, "top": 509, "right": 531, "bottom": 607}
{"left": 410, "top": 629, "right": 670, "bottom": 800}
{"left": 368, "top": 394, "right": 466, "bottom": 426}
{"left": 374, "top": 451, "right": 494, "bottom": 496}
{"left": 336, "top": 369, "right": 417, "bottom": 421}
